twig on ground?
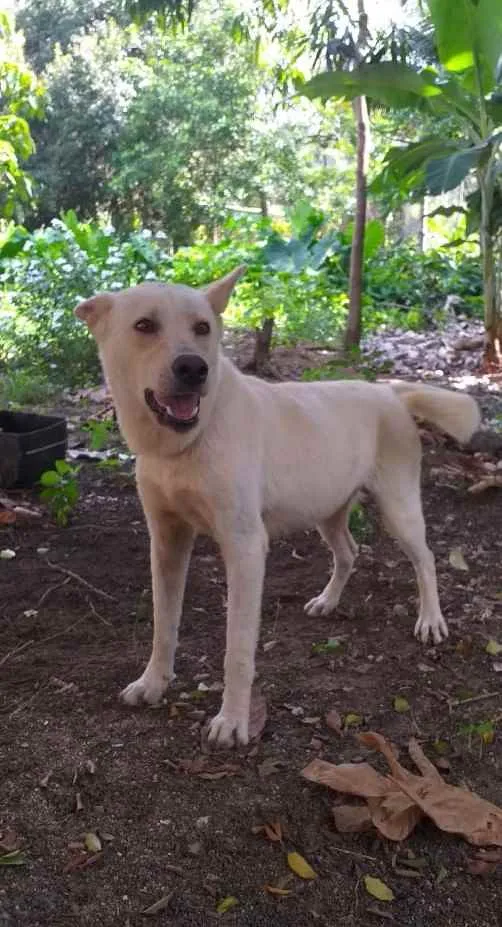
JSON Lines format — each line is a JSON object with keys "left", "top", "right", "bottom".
{"left": 46, "top": 560, "right": 117, "bottom": 601}
{"left": 451, "top": 692, "right": 500, "bottom": 709}
{"left": 37, "top": 619, "right": 84, "bottom": 646}
{"left": 8, "top": 681, "right": 49, "bottom": 719}
{"left": 0, "top": 639, "right": 35, "bottom": 668}
{"left": 37, "top": 576, "right": 71, "bottom": 608}
{"left": 328, "top": 844, "right": 378, "bottom": 863}
{"left": 88, "top": 599, "right": 115, "bottom": 630}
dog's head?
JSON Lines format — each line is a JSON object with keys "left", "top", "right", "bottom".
{"left": 75, "top": 266, "right": 245, "bottom": 453}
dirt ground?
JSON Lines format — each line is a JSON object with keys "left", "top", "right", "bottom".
{"left": 1, "top": 371, "right": 502, "bottom": 926}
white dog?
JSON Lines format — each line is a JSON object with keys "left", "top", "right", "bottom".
{"left": 76, "top": 267, "right": 480, "bottom": 746}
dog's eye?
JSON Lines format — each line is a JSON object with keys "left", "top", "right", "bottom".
{"left": 193, "top": 320, "right": 210, "bottom": 336}
{"left": 134, "top": 317, "right": 157, "bottom": 334}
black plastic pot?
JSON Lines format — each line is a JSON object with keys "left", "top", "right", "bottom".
{"left": 0, "top": 411, "right": 67, "bottom": 489}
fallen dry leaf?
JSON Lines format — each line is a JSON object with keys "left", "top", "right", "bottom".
{"left": 84, "top": 832, "right": 102, "bottom": 853}
{"left": 0, "top": 850, "right": 26, "bottom": 867}
{"left": 302, "top": 757, "right": 390, "bottom": 799}
{"left": 467, "top": 847, "right": 502, "bottom": 876}
{"left": 449, "top": 547, "right": 469, "bottom": 571}
{"left": 0, "top": 511, "right": 16, "bottom": 525}
{"left": 325, "top": 708, "right": 343, "bottom": 734}
{"left": 393, "top": 696, "right": 410, "bottom": 714}
{"left": 264, "top": 884, "right": 292, "bottom": 896}
{"left": 367, "top": 792, "right": 422, "bottom": 843}
{"left": 176, "top": 756, "right": 241, "bottom": 780}
{"left": 216, "top": 895, "right": 238, "bottom": 914}
{"left": 248, "top": 689, "right": 268, "bottom": 741}
{"left": 252, "top": 820, "right": 283, "bottom": 843}
{"left": 303, "top": 731, "right": 502, "bottom": 847}
{"left": 486, "top": 640, "right": 502, "bottom": 656}
{"left": 287, "top": 851, "right": 317, "bottom": 880}
{"left": 468, "top": 474, "right": 502, "bottom": 494}
{"left": 264, "top": 820, "right": 283, "bottom": 843}
{"left": 63, "top": 851, "right": 101, "bottom": 873}
{"left": 363, "top": 732, "right": 502, "bottom": 847}
{"left": 364, "top": 875, "right": 394, "bottom": 902}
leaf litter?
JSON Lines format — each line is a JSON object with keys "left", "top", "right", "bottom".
{"left": 287, "top": 851, "right": 317, "bottom": 879}
{"left": 302, "top": 731, "right": 502, "bottom": 847}
{"left": 364, "top": 875, "right": 394, "bottom": 902}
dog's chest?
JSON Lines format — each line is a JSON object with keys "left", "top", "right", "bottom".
{"left": 153, "top": 471, "right": 217, "bottom": 535}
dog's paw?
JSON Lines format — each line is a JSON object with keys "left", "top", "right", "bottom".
{"left": 414, "top": 613, "right": 448, "bottom": 645}
{"left": 120, "top": 669, "right": 172, "bottom": 706}
{"left": 304, "top": 592, "right": 337, "bottom": 617}
{"left": 207, "top": 711, "right": 249, "bottom": 748}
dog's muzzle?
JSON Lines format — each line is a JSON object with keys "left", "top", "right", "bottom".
{"left": 145, "top": 354, "right": 208, "bottom": 432}
{"left": 144, "top": 389, "right": 201, "bottom": 431}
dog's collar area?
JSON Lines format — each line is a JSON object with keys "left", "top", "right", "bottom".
{"left": 144, "top": 388, "right": 200, "bottom": 431}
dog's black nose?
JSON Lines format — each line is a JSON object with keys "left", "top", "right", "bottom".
{"left": 172, "top": 354, "right": 208, "bottom": 388}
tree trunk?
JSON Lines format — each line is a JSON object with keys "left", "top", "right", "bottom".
{"left": 251, "top": 316, "right": 274, "bottom": 374}
{"left": 259, "top": 190, "right": 268, "bottom": 218}
{"left": 417, "top": 198, "right": 425, "bottom": 252}
{"left": 480, "top": 174, "right": 502, "bottom": 365}
{"left": 344, "top": 93, "right": 369, "bottom": 351}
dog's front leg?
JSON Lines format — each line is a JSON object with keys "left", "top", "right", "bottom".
{"left": 209, "top": 524, "right": 268, "bottom": 747}
{"left": 121, "top": 515, "right": 194, "bottom": 706}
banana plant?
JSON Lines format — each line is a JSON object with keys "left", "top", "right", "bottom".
{"left": 300, "top": 0, "right": 502, "bottom": 365}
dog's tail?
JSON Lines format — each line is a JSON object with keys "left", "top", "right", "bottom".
{"left": 389, "top": 380, "right": 481, "bottom": 444}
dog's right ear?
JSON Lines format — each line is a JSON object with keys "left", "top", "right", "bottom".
{"left": 74, "top": 293, "right": 113, "bottom": 329}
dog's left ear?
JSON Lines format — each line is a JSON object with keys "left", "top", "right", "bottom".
{"left": 203, "top": 265, "right": 246, "bottom": 315}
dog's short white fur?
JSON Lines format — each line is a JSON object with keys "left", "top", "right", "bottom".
{"left": 76, "top": 267, "right": 481, "bottom": 747}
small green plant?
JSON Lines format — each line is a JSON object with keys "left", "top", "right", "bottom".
{"left": 83, "top": 418, "right": 114, "bottom": 451}
{"left": 458, "top": 719, "right": 496, "bottom": 748}
{"left": 39, "top": 459, "right": 80, "bottom": 526}
{"left": 311, "top": 637, "right": 343, "bottom": 655}
{"left": 349, "top": 502, "right": 372, "bottom": 543}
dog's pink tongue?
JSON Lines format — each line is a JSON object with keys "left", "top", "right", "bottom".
{"left": 168, "top": 396, "right": 198, "bottom": 420}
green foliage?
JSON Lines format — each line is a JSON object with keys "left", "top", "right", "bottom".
{"left": 297, "top": 0, "right": 502, "bottom": 346}
{"left": 83, "top": 418, "right": 114, "bottom": 450}
{"left": 349, "top": 502, "right": 372, "bottom": 543}
{"left": 109, "top": 14, "right": 263, "bottom": 245}
{"left": 0, "top": 12, "right": 44, "bottom": 220}
{"left": 0, "top": 209, "right": 484, "bottom": 394}
{"left": 301, "top": 61, "right": 441, "bottom": 110}
{"left": 311, "top": 638, "right": 343, "bottom": 655}
{"left": 0, "top": 369, "right": 58, "bottom": 406}
{"left": 39, "top": 459, "right": 80, "bottom": 525}
{"left": 28, "top": 24, "right": 133, "bottom": 225}
{"left": 17, "top": 0, "right": 128, "bottom": 72}
{"left": 458, "top": 718, "right": 496, "bottom": 746}
{"left": 0, "top": 213, "right": 172, "bottom": 386}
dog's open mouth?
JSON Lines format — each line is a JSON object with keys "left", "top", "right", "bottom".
{"left": 144, "top": 389, "right": 200, "bottom": 431}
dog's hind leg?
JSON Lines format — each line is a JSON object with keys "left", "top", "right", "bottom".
{"left": 371, "top": 465, "right": 448, "bottom": 645}
{"left": 304, "top": 499, "right": 358, "bottom": 617}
